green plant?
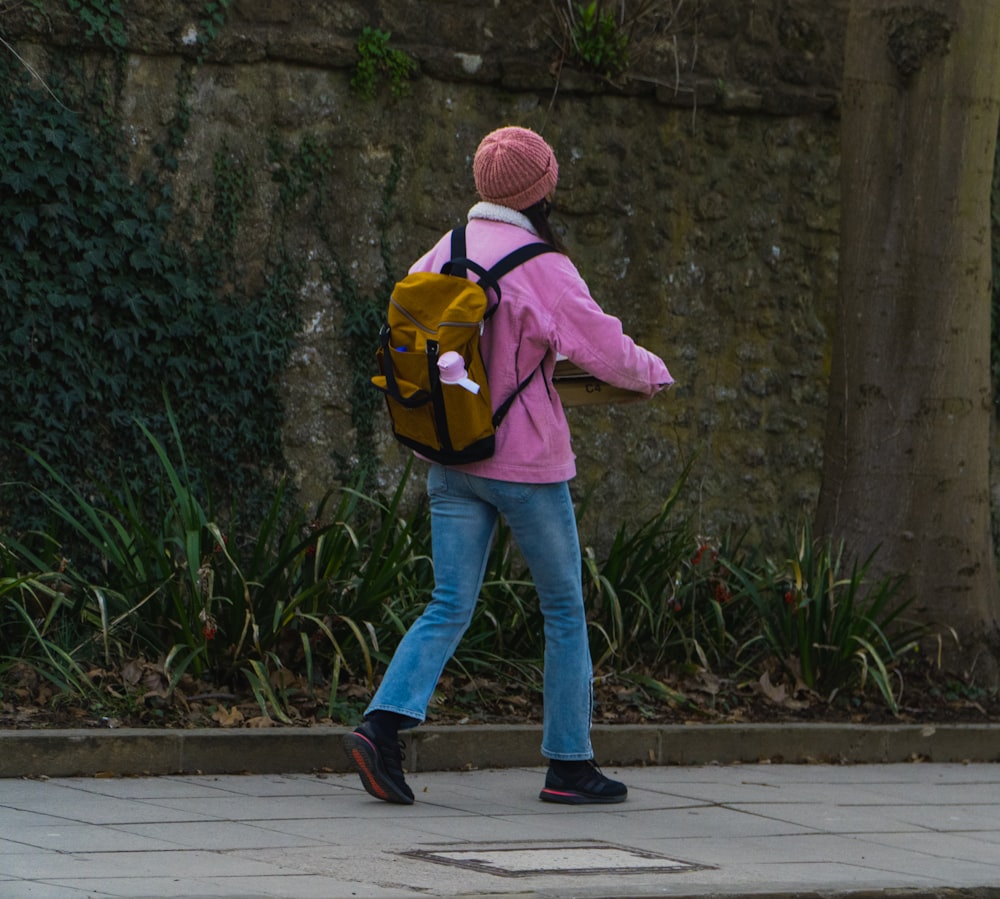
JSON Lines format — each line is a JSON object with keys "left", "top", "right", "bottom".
{"left": 584, "top": 498, "right": 688, "bottom": 669}
{"left": 265, "top": 128, "right": 393, "bottom": 487}
{"left": 568, "top": 1, "right": 630, "bottom": 78}
{"left": 579, "top": 461, "right": 745, "bottom": 675}
{"left": 0, "top": 54, "right": 299, "bottom": 540}
{"left": 3, "top": 410, "right": 438, "bottom": 722}
{"left": 728, "top": 526, "right": 925, "bottom": 713}
{"left": 0, "top": 535, "right": 146, "bottom": 714}
{"left": 1, "top": 449, "right": 937, "bottom": 723}
{"left": 3, "top": 604, "right": 105, "bottom": 706}
{"left": 210, "top": 143, "right": 254, "bottom": 256}
{"left": 66, "top": 0, "right": 128, "bottom": 51}
{"left": 153, "top": 63, "right": 193, "bottom": 176}
{"left": 267, "top": 132, "right": 335, "bottom": 206}
{"left": 350, "top": 27, "right": 416, "bottom": 100}
{"left": 198, "top": 0, "right": 231, "bottom": 48}
{"left": 0, "top": 564, "right": 73, "bottom": 674}
{"left": 338, "top": 154, "right": 404, "bottom": 488}
{"left": 550, "top": 0, "right": 704, "bottom": 88}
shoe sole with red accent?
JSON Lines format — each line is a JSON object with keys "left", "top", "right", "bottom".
{"left": 341, "top": 731, "right": 414, "bottom": 805}
{"left": 539, "top": 787, "right": 627, "bottom": 804}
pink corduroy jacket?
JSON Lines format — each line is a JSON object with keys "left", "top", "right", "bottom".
{"left": 408, "top": 209, "right": 674, "bottom": 484}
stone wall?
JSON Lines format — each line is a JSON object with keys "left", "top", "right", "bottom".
{"left": 2, "top": 0, "right": 850, "bottom": 548}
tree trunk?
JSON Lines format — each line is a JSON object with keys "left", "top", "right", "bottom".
{"left": 816, "top": 0, "right": 1000, "bottom": 684}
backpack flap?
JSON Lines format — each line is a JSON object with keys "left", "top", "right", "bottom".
{"left": 372, "top": 271, "right": 497, "bottom": 461}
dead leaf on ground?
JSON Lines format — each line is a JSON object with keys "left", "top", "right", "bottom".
{"left": 211, "top": 706, "right": 245, "bottom": 727}
{"left": 755, "top": 672, "right": 810, "bottom": 710}
{"left": 756, "top": 671, "right": 788, "bottom": 704}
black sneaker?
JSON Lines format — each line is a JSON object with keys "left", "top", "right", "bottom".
{"left": 342, "top": 721, "right": 415, "bottom": 805}
{"left": 539, "top": 759, "right": 628, "bottom": 804}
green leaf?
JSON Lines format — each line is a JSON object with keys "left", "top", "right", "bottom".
{"left": 129, "top": 248, "right": 152, "bottom": 270}
{"left": 13, "top": 209, "right": 38, "bottom": 233}
{"left": 1, "top": 169, "right": 34, "bottom": 193}
{"left": 42, "top": 127, "right": 66, "bottom": 150}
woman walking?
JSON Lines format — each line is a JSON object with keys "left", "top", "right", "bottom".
{"left": 343, "top": 125, "right": 673, "bottom": 805}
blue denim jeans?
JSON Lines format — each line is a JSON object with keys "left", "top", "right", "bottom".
{"left": 366, "top": 464, "right": 594, "bottom": 760}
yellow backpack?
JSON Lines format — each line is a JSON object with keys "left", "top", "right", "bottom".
{"left": 372, "top": 226, "right": 555, "bottom": 464}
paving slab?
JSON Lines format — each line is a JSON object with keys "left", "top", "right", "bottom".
{"left": 0, "top": 757, "right": 998, "bottom": 898}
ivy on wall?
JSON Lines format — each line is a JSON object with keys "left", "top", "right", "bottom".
{"left": 265, "top": 132, "right": 400, "bottom": 491}
{"left": 332, "top": 146, "right": 404, "bottom": 490}
{"left": 0, "top": 53, "right": 300, "bottom": 535}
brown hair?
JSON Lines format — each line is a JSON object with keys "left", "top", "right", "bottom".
{"left": 521, "top": 199, "right": 567, "bottom": 255}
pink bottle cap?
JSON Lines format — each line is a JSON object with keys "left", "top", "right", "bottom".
{"left": 437, "top": 351, "right": 480, "bottom": 394}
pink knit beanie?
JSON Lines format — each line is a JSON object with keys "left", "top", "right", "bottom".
{"left": 473, "top": 126, "right": 559, "bottom": 211}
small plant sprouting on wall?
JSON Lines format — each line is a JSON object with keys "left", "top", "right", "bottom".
{"left": 567, "top": 1, "right": 630, "bottom": 78}
{"left": 350, "top": 27, "right": 416, "bottom": 100}
{"left": 550, "top": 0, "right": 704, "bottom": 85}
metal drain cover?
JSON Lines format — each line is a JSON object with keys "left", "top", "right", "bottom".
{"left": 401, "top": 840, "right": 706, "bottom": 877}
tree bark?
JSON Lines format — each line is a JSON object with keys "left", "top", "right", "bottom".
{"left": 816, "top": 0, "right": 1000, "bottom": 684}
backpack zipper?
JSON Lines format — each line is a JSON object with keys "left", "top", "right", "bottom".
{"left": 389, "top": 299, "right": 481, "bottom": 335}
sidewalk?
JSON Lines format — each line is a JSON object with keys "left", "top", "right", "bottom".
{"left": 1, "top": 725, "right": 998, "bottom": 898}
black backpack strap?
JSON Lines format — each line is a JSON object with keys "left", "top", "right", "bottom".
{"left": 482, "top": 242, "right": 556, "bottom": 320}
{"left": 446, "top": 227, "right": 467, "bottom": 279}
{"left": 441, "top": 232, "right": 557, "bottom": 313}
{"left": 442, "top": 226, "right": 499, "bottom": 286}
{"left": 487, "top": 242, "right": 556, "bottom": 281}
{"left": 442, "top": 256, "right": 491, "bottom": 281}
{"left": 485, "top": 242, "right": 558, "bottom": 424}
{"left": 492, "top": 367, "right": 537, "bottom": 428}
{"left": 487, "top": 243, "right": 558, "bottom": 426}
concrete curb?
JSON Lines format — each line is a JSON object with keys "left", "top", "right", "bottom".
{"left": 2, "top": 722, "right": 998, "bottom": 778}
